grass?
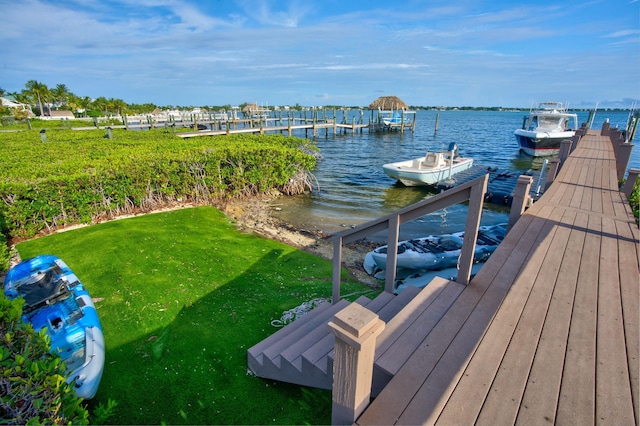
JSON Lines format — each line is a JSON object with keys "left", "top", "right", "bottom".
{"left": 13, "top": 206, "right": 378, "bottom": 424}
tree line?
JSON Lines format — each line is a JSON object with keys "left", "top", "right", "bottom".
{"left": 2, "top": 80, "right": 635, "bottom": 120}
{"left": 0, "top": 80, "right": 242, "bottom": 118}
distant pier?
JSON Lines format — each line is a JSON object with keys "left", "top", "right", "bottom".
{"left": 175, "top": 116, "right": 371, "bottom": 138}
{"left": 75, "top": 108, "right": 417, "bottom": 137}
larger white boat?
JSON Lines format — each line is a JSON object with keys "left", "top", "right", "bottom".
{"left": 514, "top": 102, "right": 579, "bottom": 157}
{"left": 382, "top": 143, "right": 474, "bottom": 186}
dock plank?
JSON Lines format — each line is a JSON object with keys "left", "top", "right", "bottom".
{"left": 515, "top": 210, "right": 590, "bottom": 424}
{"left": 553, "top": 207, "right": 601, "bottom": 425}
{"left": 569, "top": 166, "right": 588, "bottom": 210}
{"left": 593, "top": 163, "right": 604, "bottom": 213}
{"left": 474, "top": 209, "right": 577, "bottom": 425}
{"left": 583, "top": 163, "right": 597, "bottom": 212}
{"left": 612, "top": 174, "right": 631, "bottom": 217}
{"left": 595, "top": 216, "right": 636, "bottom": 424}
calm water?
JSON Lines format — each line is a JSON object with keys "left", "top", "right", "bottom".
{"left": 271, "top": 110, "right": 638, "bottom": 241}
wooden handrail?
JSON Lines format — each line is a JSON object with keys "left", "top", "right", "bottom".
{"left": 330, "top": 174, "right": 489, "bottom": 303}
{"left": 609, "top": 129, "right": 635, "bottom": 181}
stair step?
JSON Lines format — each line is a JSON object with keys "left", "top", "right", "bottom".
{"left": 296, "top": 295, "right": 372, "bottom": 374}
{"left": 250, "top": 296, "right": 376, "bottom": 390}
{"left": 301, "top": 333, "right": 334, "bottom": 373}
{"left": 300, "top": 291, "right": 403, "bottom": 368}
{"left": 374, "top": 285, "right": 422, "bottom": 322}
{"left": 377, "top": 278, "right": 465, "bottom": 374}
{"left": 371, "top": 277, "right": 465, "bottom": 395}
{"left": 248, "top": 279, "right": 463, "bottom": 394}
{"left": 280, "top": 296, "right": 371, "bottom": 364}
{"left": 248, "top": 299, "right": 333, "bottom": 363}
{"left": 325, "top": 287, "right": 423, "bottom": 369}
{"left": 261, "top": 299, "right": 351, "bottom": 366}
{"left": 375, "top": 277, "right": 454, "bottom": 358}
{"left": 359, "top": 291, "right": 395, "bottom": 313}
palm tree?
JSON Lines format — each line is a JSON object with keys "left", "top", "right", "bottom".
{"left": 92, "top": 97, "right": 109, "bottom": 116}
{"left": 71, "top": 95, "right": 92, "bottom": 116}
{"left": 8, "top": 91, "right": 29, "bottom": 104}
{"left": 24, "top": 80, "right": 49, "bottom": 116}
{"left": 52, "top": 83, "right": 71, "bottom": 109}
{"left": 3, "top": 91, "right": 33, "bottom": 118}
{"left": 109, "top": 98, "right": 128, "bottom": 116}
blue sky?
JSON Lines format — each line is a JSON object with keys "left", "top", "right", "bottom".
{"left": 1, "top": 0, "right": 638, "bottom": 108}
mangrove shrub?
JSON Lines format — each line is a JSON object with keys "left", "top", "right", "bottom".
{"left": 0, "top": 129, "right": 317, "bottom": 244}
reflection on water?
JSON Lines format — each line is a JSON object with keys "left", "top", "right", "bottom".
{"left": 271, "top": 110, "right": 637, "bottom": 239}
{"left": 380, "top": 185, "right": 436, "bottom": 211}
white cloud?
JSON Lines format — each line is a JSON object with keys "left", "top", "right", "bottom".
{"left": 0, "top": 0, "right": 637, "bottom": 107}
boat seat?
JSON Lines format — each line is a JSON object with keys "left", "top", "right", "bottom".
{"left": 423, "top": 153, "right": 447, "bottom": 169}
{"left": 424, "top": 153, "right": 438, "bottom": 167}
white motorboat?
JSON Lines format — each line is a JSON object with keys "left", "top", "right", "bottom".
{"left": 380, "top": 109, "right": 413, "bottom": 126}
{"left": 382, "top": 143, "right": 474, "bottom": 186}
{"left": 514, "top": 102, "right": 579, "bottom": 156}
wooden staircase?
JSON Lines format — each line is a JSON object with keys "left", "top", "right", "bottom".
{"left": 247, "top": 276, "right": 465, "bottom": 395}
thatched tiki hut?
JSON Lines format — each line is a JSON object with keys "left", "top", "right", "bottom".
{"left": 368, "top": 96, "right": 409, "bottom": 111}
{"left": 242, "top": 103, "right": 269, "bottom": 119}
{"left": 242, "top": 103, "right": 260, "bottom": 114}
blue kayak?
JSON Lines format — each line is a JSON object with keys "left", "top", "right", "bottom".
{"left": 4, "top": 255, "right": 105, "bottom": 399}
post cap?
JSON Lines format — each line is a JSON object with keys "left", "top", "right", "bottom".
{"left": 331, "top": 303, "right": 381, "bottom": 338}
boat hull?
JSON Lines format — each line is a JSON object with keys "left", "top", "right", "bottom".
{"left": 382, "top": 118, "right": 413, "bottom": 126}
{"left": 383, "top": 157, "right": 474, "bottom": 186}
{"left": 4, "top": 255, "right": 105, "bottom": 399}
{"left": 515, "top": 129, "right": 576, "bottom": 157}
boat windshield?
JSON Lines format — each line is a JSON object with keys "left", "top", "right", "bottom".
{"left": 539, "top": 115, "right": 572, "bottom": 132}
{"left": 528, "top": 114, "right": 575, "bottom": 132}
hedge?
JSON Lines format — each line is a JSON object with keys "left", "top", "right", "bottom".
{"left": 0, "top": 129, "right": 317, "bottom": 263}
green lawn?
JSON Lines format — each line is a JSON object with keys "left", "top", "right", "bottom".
{"left": 13, "top": 206, "right": 377, "bottom": 424}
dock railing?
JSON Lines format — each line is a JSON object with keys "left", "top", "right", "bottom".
{"left": 330, "top": 174, "right": 489, "bottom": 303}
{"left": 607, "top": 127, "right": 635, "bottom": 181}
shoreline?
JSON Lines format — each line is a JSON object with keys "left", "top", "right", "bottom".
{"left": 215, "top": 194, "right": 380, "bottom": 287}
{"left": 5, "top": 194, "right": 381, "bottom": 287}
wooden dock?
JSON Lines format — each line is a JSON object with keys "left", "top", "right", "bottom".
{"left": 38, "top": 108, "right": 418, "bottom": 136}
{"left": 355, "top": 129, "right": 639, "bottom": 424}
{"left": 175, "top": 119, "right": 371, "bottom": 138}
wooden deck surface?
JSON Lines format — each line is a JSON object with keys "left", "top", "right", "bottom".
{"left": 356, "top": 131, "right": 639, "bottom": 425}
